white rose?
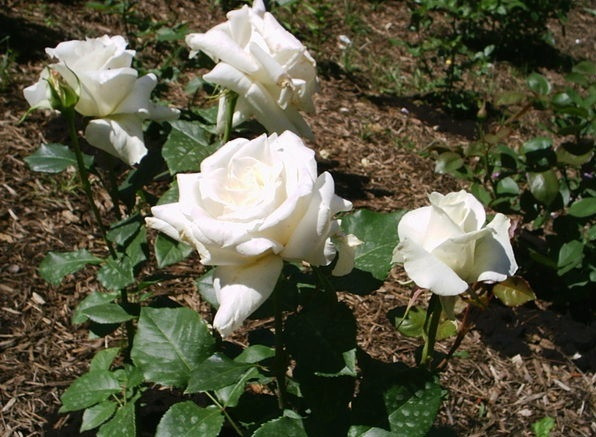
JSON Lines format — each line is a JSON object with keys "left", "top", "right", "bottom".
{"left": 23, "top": 35, "right": 179, "bottom": 165}
{"left": 185, "top": 0, "right": 318, "bottom": 139}
{"left": 392, "top": 190, "right": 518, "bottom": 296}
{"left": 147, "top": 131, "right": 354, "bottom": 336}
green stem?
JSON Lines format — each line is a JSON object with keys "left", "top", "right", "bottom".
{"left": 437, "top": 303, "right": 473, "bottom": 372}
{"left": 64, "top": 110, "right": 117, "bottom": 258}
{"left": 206, "top": 392, "right": 244, "bottom": 436}
{"left": 273, "top": 282, "right": 287, "bottom": 410}
{"left": 221, "top": 91, "right": 238, "bottom": 144}
{"left": 120, "top": 288, "right": 135, "bottom": 361}
{"left": 106, "top": 155, "right": 122, "bottom": 220}
{"left": 419, "top": 293, "right": 442, "bottom": 369}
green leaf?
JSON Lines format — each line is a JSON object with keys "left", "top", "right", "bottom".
{"left": 97, "top": 401, "right": 136, "bottom": 437}
{"left": 532, "top": 416, "right": 555, "bottom": 437}
{"left": 215, "top": 367, "right": 261, "bottom": 408}
{"left": 567, "top": 197, "right": 596, "bottom": 218}
{"left": 348, "top": 426, "right": 396, "bottom": 437}
{"left": 434, "top": 151, "right": 464, "bottom": 175}
{"left": 495, "top": 177, "right": 520, "bottom": 196}
{"left": 186, "top": 354, "right": 254, "bottom": 393}
{"left": 557, "top": 240, "right": 584, "bottom": 275}
{"left": 39, "top": 250, "right": 102, "bottom": 285}
{"left": 162, "top": 120, "right": 217, "bottom": 174}
{"left": 106, "top": 215, "right": 142, "bottom": 246}
{"left": 24, "top": 143, "right": 93, "bottom": 173}
{"left": 124, "top": 226, "right": 147, "bottom": 267}
{"left": 59, "top": 370, "right": 121, "bottom": 412}
{"left": 157, "top": 179, "right": 179, "bottom": 205}
{"left": 131, "top": 307, "right": 215, "bottom": 387}
{"left": 495, "top": 91, "right": 526, "bottom": 106}
{"left": 97, "top": 256, "right": 135, "bottom": 291}
{"left": 527, "top": 170, "right": 559, "bottom": 206}
{"left": 521, "top": 137, "right": 552, "bottom": 154}
{"left": 527, "top": 73, "right": 551, "bottom": 96}
{"left": 385, "top": 379, "right": 442, "bottom": 436}
{"left": 90, "top": 348, "right": 121, "bottom": 372}
{"left": 393, "top": 307, "right": 456, "bottom": 340}
{"left": 72, "top": 291, "right": 118, "bottom": 325}
{"left": 469, "top": 183, "right": 491, "bottom": 206}
{"left": 83, "top": 303, "right": 136, "bottom": 324}
{"left": 556, "top": 141, "right": 594, "bottom": 166}
{"left": 572, "top": 60, "right": 596, "bottom": 75}
{"left": 341, "top": 209, "right": 405, "bottom": 280}
{"left": 234, "top": 345, "right": 275, "bottom": 364}
{"left": 155, "top": 403, "right": 224, "bottom": 437}
{"left": 80, "top": 400, "right": 117, "bottom": 432}
{"left": 155, "top": 234, "right": 194, "bottom": 268}
{"left": 252, "top": 415, "right": 308, "bottom": 437}
{"left": 493, "top": 277, "right": 536, "bottom": 307}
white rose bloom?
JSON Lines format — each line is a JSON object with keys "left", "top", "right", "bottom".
{"left": 147, "top": 131, "right": 354, "bottom": 336}
{"left": 185, "top": 0, "right": 318, "bottom": 139}
{"left": 392, "top": 190, "right": 518, "bottom": 296}
{"left": 23, "top": 35, "right": 179, "bottom": 165}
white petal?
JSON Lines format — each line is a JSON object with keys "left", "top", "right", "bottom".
{"left": 472, "top": 213, "right": 518, "bottom": 282}
{"left": 332, "top": 233, "right": 362, "bottom": 276}
{"left": 213, "top": 255, "right": 283, "bottom": 336}
{"left": 397, "top": 237, "right": 469, "bottom": 296}
{"left": 23, "top": 76, "right": 52, "bottom": 109}
{"left": 84, "top": 115, "right": 147, "bottom": 165}
{"left": 186, "top": 30, "right": 258, "bottom": 74}
{"left": 113, "top": 73, "right": 157, "bottom": 115}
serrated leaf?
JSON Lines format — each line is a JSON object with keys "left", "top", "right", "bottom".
{"left": 186, "top": 354, "right": 254, "bottom": 393}
{"left": 39, "top": 250, "right": 102, "bottom": 285}
{"left": 527, "top": 170, "right": 559, "bottom": 206}
{"left": 155, "top": 233, "right": 194, "bottom": 268}
{"left": 493, "top": 277, "right": 536, "bottom": 307}
{"left": 155, "top": 403, "right": 223, "bottom": 437}
{"left": 162, "top": 120, "right": 217, "bottom": 174}
{"left": 80, "top": 400, "right": 117, "bottom": 432}
{"left": 90, "top": 348, "right": 121, "bottom": 372}
{"left": 527, "top": 73, "right": 551, "bottom": 96}
{"left": 72, "top": 291, "right": 119, "bottom": 325}
{"left": 434, "top": 151, "right": 463, "bottom": 175}
{"left": 97, "top": 401, "right": 136, "bottom": 437}
{"left": 83, "top": 303, "right": 136, "bottom": 324}
{"left": 106, "top": 215, "right": 142, "bottom": 246}
{"left": 567, "top": 197, "right": 596, "bottom": 217}
{"left": 252, "top": 415, "right": 307, "bottom": 437}
{"left": 341, "top": 210, "right": 405, "bottom": 281}
{"left": 97, "top": 256, "right": 135, "bottom": 291}
{"left": 348, "top": 426, "right": 396, "bottom": 437}
{"left": 60, "top": 370, "right": 121, "bottom": 412}
{"left": 131, "top": 307, "right": 215, "bottom": 387}
{"left": 24, "top": 143, "right": 93, "bottom": 173}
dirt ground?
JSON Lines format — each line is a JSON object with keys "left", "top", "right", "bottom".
{"left": 0, "top": 0, "right": 595, "bottom": 436}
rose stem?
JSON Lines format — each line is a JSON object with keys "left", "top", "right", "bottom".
{"left": 64, "top": 109, "right": 117, "bottom": 259}
{"left": 221, "top": 91, "right": 238, "bottom": 144}
{"left": 437, "top": 303, "right": 473, "bottom": 371}
{"left": 205, "top": 392, "right": 244, "bottom": 436}
{"left": 420, "top": 293, "right": 442, "bottom": 369}
{"left": 273, "top": 280, "right": 287, "bottom": 410}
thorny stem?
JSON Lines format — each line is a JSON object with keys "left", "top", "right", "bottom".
{"left": 221, "top": 91, "right": 238, "bottom": 144}
{"left": 205, "top": 392, "right": 244, "bottom": 436}
{"left": 273, "top": 281, "right": 287, "bottom": 410}
{"left": 64, "top": 109, "right": 117, "bottom": 258}
{"left": 437, "top": 303, "right": 474, "bottom": 371}
{"left": 419, "top": 293, "right": 442, "bottom": 369}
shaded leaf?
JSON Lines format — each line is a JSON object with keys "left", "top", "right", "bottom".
{"left": 25, "top": 143, "right": 93, "bottom": 173}
{"left": 83, "top": 303, "right": 136, "bottom": 324}
{"left": 186, "top": 354, "right": 254, "bottom": 393}
{"left": 72, "top": 291, "right": 118, "bottom": 325}
{"left": 527, "top": 73, "right": 551, "bottom": 95}
{"left": 80, "top": 400, "right": 117, "bottom": 432}
{"left": 155, "top": 234, "right": 194, "bottom": 268}
{"left": 97, "top": 401, "right": 135, "bottom": 437}
{"left": 527, "top": 170, "right": 559, "bottom": 206}
{"left": 434, "top": 152, "right": 463, "bottom": 175}
{"left": 252, "top": 415, "right": 307, "bottom": 437}
{"left": 162, "top": 120, "right": 217, "bottom": 174}
{"left": 567, "top": 197, "right": 596, "bottom": 218}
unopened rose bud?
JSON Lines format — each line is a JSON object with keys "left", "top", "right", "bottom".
{"left": 46, "top": 68, "right": 79, "bottom": 112}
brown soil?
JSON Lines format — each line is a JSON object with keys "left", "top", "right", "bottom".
{"left": 1, "top": 1, "right": 594, "bottom": 436}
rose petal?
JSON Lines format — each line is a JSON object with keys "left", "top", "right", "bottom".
{"left": 332, "top": 233, "right": 362, "bottom": 276}
{"left": 213, "top": 255, "right": 283, "bottom": 336}
{"left": 472, "top": 213, "right": 518, "bottom": 283}
{"left": 397, "top": 237, "right": 469, "bottom": 296}
{"left": 84, "top": 114, "right": 147, "bottom": 165}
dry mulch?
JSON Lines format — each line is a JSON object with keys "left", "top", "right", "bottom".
{"left": 1, "top": 1, "right": 595, "bottom": 436}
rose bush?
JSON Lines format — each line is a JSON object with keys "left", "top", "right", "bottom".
{"left": 147, "top": 131, "right": 355, "bottom": 336}
{"left": 186, "top": 0, "right": 318, "bottom": 139}
{"left": 23, "top": 35, "right": 179, "bottom": 165}
{"left": 392, "top": 190, "right": 518, "bottom": 296}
